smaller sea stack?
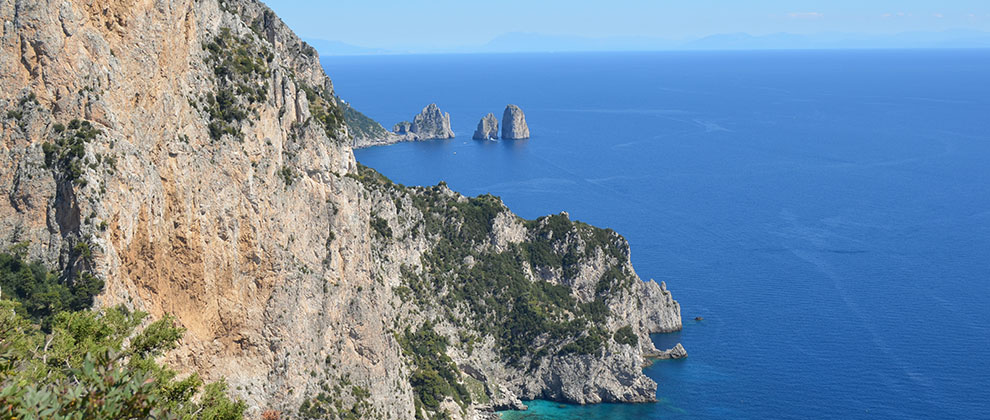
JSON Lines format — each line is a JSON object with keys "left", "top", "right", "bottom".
{"left": 473, "top": 113, "right": 499, "bottom": 140}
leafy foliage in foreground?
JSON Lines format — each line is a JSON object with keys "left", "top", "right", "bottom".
{"left": 0, "top": 250, "right": 103, "bottom": 331}
{"left": 0, "top": 252, "right": 245, "bottom": 419}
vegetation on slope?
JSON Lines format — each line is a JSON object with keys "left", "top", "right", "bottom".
{"left": 0, "top": 251, "right": 245, "bottom": 419}
{"left": 0, "top": 249, "right": 102, "bottom": 332}
{"left": 41, "top": 119, "right": 116, "bottom": 186}
{"left": 200, "top": 27, "right": 272, "bottom": 142}
{"left": 399, "top": 322, "right": 471, "bottom": 419}
{"left": 341, "top": 101, "right": 390, "bottom": 143}
{"left": 296, "top": 82, "right": 346, "bottom": 143}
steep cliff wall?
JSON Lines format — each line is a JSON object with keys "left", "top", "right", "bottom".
{"left": 0, "top": 1, "right": 681, "bottom": 419}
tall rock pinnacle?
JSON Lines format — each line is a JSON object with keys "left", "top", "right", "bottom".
{"left": 502, "top": 104, "right": 530, "bottom": 140}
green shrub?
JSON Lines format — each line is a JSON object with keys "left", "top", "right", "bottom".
{"left": 559, "top": 328, "right": 607, "bottom": 356}
{"left": 279, "top": 165, "right": 297, "bottom": 186}
{"left": 399, "top": 322, "right": 470, "bottom": 417}
{"left": 41, "top": 119, "right": 103, "bottom": 185}
{"left": 370, "top": 214, "right": 392, "bottom": 239}
{"left": 613, "top": 325, "right": 638, "bottom": 346}
{"left": 0, "top": 252, "right": 103, "bottom": 331}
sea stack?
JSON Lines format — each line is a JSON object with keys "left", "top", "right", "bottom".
{"left": 392, "top": 103, "right": 454, "bottom": 140}
{"left": 502, "top": 104, "right": 530, "bottom": 140}
{"left": 657, "top": 343, "right": 688, "bottom": 360}
{"left": 472, "top": 113, "right": 499, "bottom": 140}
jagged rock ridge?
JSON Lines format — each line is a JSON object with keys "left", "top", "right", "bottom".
{"left": 473, "top": 113, "right": 499, "bottom": 140}
{"left": 394, "top": 103, "right": 455, "bottom": 140}
{"left": 0, "top": 1, "right": 682, "bottom": 419}
{"left": 351, "top": 103, "right": 455, "bottom": 148}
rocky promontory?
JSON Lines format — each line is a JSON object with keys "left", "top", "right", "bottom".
{"left": 502, "top": 104, "right": 530, "bottom": 140}
{"left": 352, "top": 103, "right": 454, "bottom": 147}
{"left": 473, "top": 113, "right": 499, "bottom": 140}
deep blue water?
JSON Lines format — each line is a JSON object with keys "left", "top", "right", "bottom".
{"left": 322, "top": 50, "right": 990, "bottom": 419}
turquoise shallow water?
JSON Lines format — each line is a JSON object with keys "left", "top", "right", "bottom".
{"left": 323, "top": 50, "right": 990, "bottom": 419}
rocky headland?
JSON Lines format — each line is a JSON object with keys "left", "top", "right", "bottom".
{"left": 502, "top": 104, "right": 530, "bottom": 140}
{"left": 0, "top": 0, "right": 683, "bottom": 419}
{"left": 351, "top": 103, "right": 454, "bottom": 148}
{"left": 395, "top": 103, "right": 455, "bottom": 140}
{"left": 473, "top": 113, "right": 499, "bottom": 140}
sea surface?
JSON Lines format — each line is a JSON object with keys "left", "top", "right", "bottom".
{"left": 322, "top": 50, "right": 990, "bottom": 419}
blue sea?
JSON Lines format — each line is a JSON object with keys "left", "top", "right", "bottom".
{"left": 322, "top": 50, "right": 990, "bottom": 419}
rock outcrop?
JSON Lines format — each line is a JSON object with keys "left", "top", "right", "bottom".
{"left": 0, "top": 1, "right": 682, "bottom": 419}
{"left": 473, "top": 113, "right": 499, "bottom": 140}
{"left": 502, "top": 104, "right": 530, "bottom": 140}
{"left": 395, "top": 103, "right": 454, "bottom": 140}
{"left": 655, "top": 343, "right": 688, "bottom": 360}
{"left": 393, "top": 121, "right": 414, "bottom": 134}
{"left": 352, "top": 103, "right": 454, "bottom": 147}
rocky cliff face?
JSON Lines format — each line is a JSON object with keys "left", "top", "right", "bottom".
{"left": 0, "top": 1, "right": 682, "bottom": 419}
{"left": 502, "top": 104, "right": 530, "bottom": 140}
{"left": 472, "top": 113, "right": 499, "bottom": 141}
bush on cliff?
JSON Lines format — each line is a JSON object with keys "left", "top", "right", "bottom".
{"left": 0, "top": 250, "right": 103, "bottom": 331}
{"left": 399, "top": 322, "right": 471, "bottom": 418}
{"left": 0, "top": 252, "right": 245, "bottom": 419}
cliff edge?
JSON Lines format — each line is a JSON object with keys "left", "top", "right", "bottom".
{"left": 0, "top": 1, "right": 682, "bottom": 419}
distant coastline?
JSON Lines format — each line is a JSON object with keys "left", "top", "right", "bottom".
{"left": 306, "top": 29, "right": 990, "bottom": 56}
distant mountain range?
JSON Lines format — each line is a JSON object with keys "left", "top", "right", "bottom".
{"left": 305, "top": 30, "right": 990, "bottom": 56}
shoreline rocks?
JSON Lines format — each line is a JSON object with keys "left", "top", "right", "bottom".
{"left": 473, "top": 113, "right": 499, "bottom": 140}
{"left": 502, "top": 104, "right": 530, "bottom": 140}
{"left": 656, "top": 343, "right": 688, "bottom": 360}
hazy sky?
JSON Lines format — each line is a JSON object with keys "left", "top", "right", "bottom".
{"left": 261, "top": 0, "right": 990, "bottom": 48}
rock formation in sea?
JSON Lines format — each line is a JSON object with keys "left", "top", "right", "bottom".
{"left": 393, "top": 120, "right": 415, "bottom": 135}
{"left": 502, "top": 104, "right": 530, "bottom": 140}
{"left": 352, "top": 103, "right": 454, "bottom": 147}
{"left": 473, "top": 113, "right": 500, "bottom": 140}
{"left": 655, "top": 343, "right": 688, "bottom": 360}
{"left": 407, "top": 103, "right": 455, "bottom": 139}
{"left": 0, "top": 1, "right": 682, "bottom": 419}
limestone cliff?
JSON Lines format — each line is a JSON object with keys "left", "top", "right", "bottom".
{"left": 0, "top": 1, "right": 682, "bottom": 419}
